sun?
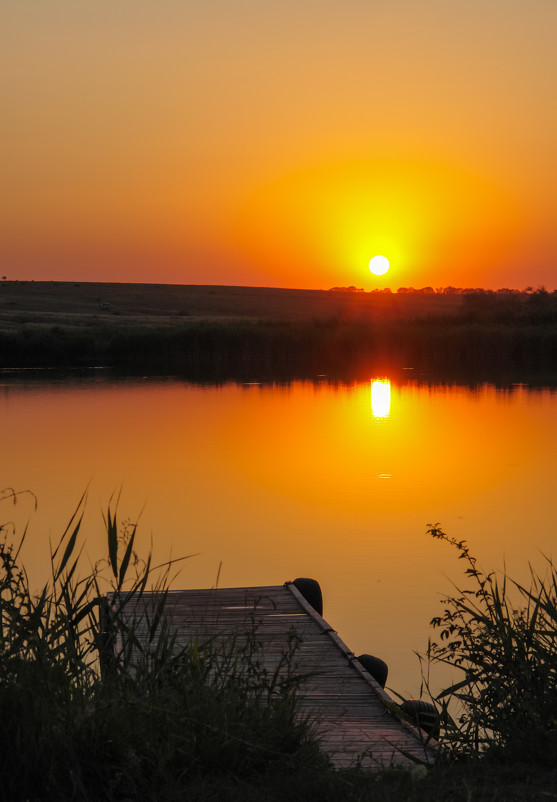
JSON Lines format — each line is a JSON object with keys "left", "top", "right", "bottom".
{"left": 369, "top": 255, "right": 390, "bottom": 275}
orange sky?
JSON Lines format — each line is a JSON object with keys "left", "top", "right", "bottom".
{"left": 3, "top": 1, "right": 556, "bottom": 290}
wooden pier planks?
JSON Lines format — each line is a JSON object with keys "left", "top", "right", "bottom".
{"left": 114, "top": 583, "right": 436, "bottom": 769}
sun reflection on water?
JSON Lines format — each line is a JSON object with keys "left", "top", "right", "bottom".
{"left": 371, "top": 379, "right": 391, "bottom": 419}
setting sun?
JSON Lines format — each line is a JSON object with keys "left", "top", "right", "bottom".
{"left": 369, "top": 255, "right": 390, "bottom": 276}
{"left": 3, "top": 1, "right": 556, "bottom": 290}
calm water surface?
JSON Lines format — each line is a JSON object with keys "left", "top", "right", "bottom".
{"left": 1, "top": 373, "right": 556, "bottom": 696}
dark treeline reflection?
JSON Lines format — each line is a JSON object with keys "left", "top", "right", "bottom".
{"left": 2, "top": 366, "right": 557, "bottom": 395}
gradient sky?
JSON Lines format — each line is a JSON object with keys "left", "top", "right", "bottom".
{"left": 3, "top": 1, "right": 557, "bottom": 290}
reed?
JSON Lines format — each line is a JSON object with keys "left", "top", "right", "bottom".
{"left": 2, "top": 488, "right": 556, "bottom": 799}
{"left": 0, "top": 488, "right": 329, "bottom": 801}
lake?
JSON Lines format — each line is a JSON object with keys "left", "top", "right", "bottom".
{"left": 1, "top": 370, "right": 556, "bottom": 697}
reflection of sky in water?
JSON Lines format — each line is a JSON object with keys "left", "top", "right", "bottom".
{"left": 1, "top": 377, "right": 556, "bottom": 697}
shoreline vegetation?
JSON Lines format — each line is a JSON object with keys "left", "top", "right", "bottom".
{"left": 1, "top": 488, "right": 557, "bottom": 800}
{"left": 1, "top": 280, "right": 556, "bottom": 382}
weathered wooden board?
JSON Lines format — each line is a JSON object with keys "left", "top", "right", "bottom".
{"left": 111, "top": 583, "right": 437, "bottom": 769}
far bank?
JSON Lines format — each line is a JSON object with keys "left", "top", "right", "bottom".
{"left": 0, "top": 282, "right": 556, "bottom": 382}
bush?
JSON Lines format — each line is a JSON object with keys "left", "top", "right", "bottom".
{"left": 422, "top": 525, "right": 557, "bottom": 765}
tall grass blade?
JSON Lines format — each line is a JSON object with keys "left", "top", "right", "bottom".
{"left": 118, "top": 523, "right": 136, "bottom": 586}
{"left": 51, "top": 489, "right": 87, "bottom": 567}
{"left": 107, "top": 505, "right": 118, "bottom": 578}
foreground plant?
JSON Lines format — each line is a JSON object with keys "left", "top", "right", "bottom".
{"left": 0, "top": 488, "right": 326, "bottom": 801}
{"left": 422, "top": 524, "right": 557, "bottom": 765}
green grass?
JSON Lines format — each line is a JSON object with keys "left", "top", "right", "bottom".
{"left": 1, "top": 489, "right": 557, "bottom": 800}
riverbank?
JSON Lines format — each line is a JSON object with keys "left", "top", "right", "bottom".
{"left": 1, "top": 281, "right": 556, "bottom": 382}
{"left": 2, "top": 487, "right": 557, "bottom": 800}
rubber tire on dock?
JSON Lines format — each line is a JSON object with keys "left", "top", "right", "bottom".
{"left": 357, "top": 654, "right": 388, "bottom": 688}
{"left": 400, "top": 699, "right": 440, "bottom": 738}
{"left": 292, "top": 578, "right": 323, "bottom": 617}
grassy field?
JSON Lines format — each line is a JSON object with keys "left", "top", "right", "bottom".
{"left": 1, "top": 280, "right": 556, "bottom": 382}
{"left": 0, "top": 280, "right": 464, "bottom": 328}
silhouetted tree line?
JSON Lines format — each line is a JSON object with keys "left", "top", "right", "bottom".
{"left": 396, "top": 286, "right": 554, "bottom": 297}
{"left": 457, "top": 288, "right": 557, "bottom": 325}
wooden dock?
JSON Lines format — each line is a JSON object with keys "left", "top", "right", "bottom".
{"left": 114, "top": 582, "right": 437, "bottom": 770}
